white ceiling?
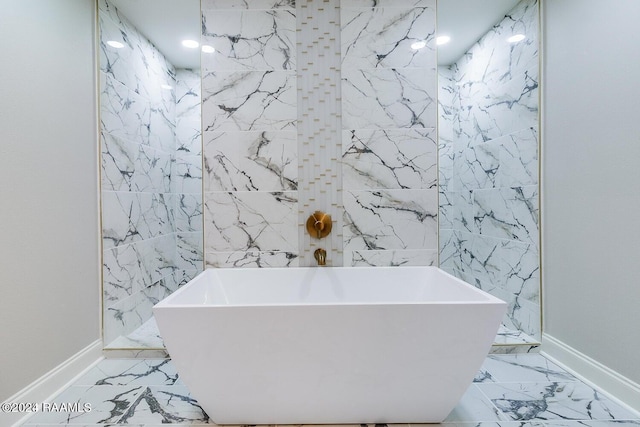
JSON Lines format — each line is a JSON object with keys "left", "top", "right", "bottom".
{"left": 108, "top": 0, "right": 520, "bottom": 69}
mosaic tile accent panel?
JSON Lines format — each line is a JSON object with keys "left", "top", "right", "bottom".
{"left": 296, "top": 0, "right": 343, "bottom": 266}
{"left": 437, "top": 0, "right": 541, "bottom": 344}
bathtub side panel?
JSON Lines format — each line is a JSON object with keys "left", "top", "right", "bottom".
{"left": 155, "top": 302, "right": 505, "bottom": 424}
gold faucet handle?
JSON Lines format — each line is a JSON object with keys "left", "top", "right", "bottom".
{"left": 306, "top": 211, "right": 332, "bottom": 239}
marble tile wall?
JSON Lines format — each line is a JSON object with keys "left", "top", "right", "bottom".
{"left": 100, "top": 0, "right": 202, "bottom": 348}
{"left": 340, "top": 0, "right": 438, "bottom": 266}
{"left": 438, "top": 0, "right": 540, "bottom": 342}
{"left": 174, "top": 69, "right": 204, "bottom": 285}
{"left": 201, "top": 0, "right": 299, "bottom": 267}
{"left": 201, "top": 0, "right": 438, "bottom": 268}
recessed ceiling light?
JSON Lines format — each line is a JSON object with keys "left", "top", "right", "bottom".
{"left": 436, "top": 36, "right": 451, "bottom": 46}
{"left": 507, "top": 34, "right": 526, "bottom": 43}
{"left": 182, "top": 39, "right": 199, "bottom": 49}
{"left": 201, "top": 45, "right": 216, "bottom": 54}
{"left": 411, "top": 41, "right": 427, "bottom": 50}
{"left": 107, "top": 40, "right": 124, "bottom": 49}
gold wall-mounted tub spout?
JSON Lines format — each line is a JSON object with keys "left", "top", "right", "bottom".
{"left": 306, "top": 211, "right": 332, "bottom": 239}
{"left": 314, "top": 248, "right": 327, "bottom": 266}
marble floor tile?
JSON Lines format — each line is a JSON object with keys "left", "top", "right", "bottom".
{"left": 25, "top": 385, "right": 144, "bottom": 424}
{"left": 480, "top": 354, "right": 578, "bottom": 383}
{"left": 116, "top": 386, "right": 211, "bottom": 424}
{"left": 105, "top": 317, "right": 164, "bottom": 349}
{"left": 20, "top": 355, "right": 640, "bottom": 426}
{"left": 443, "top": 385, "right": 506, "bottom": 422}
{"left": 477, "top": 382, "right": 638, "bottom": 421}
{"left": 75, "top": 359, "right": 178, "bottom": 387}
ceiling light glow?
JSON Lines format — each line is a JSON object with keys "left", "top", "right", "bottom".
{"left": 507, "top": 34, "right": 526, "bottom": 43}
{"left": 201, "top": 45, "right": 216, "bottom": 54}
{"left": 182, "top": 39, "right": 199, "bottom": 49}
{"left": 411, "top": 41, "right": 427, "bottom": 50}
{"left": 436, "top": 36, "right": 451, "bottom": 46}
{"left": 107, "top": 40, "right": 124, "bottom": 49}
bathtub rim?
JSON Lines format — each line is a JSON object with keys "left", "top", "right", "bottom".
{"left": 153, "top": 265, "right": 507, "bottom": 309}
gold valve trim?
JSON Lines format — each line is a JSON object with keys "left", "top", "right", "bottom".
{"left": 306, "top": 211, "right": 332, "bottom": 239}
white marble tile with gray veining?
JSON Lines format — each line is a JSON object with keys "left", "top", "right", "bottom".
{"left": 102, "top": 192, "right": 174, "bottom": 249}
{"left": 149, "top": 100, "right": 176, "bottom": 154}
{"left": 176, "top": 69, "right": 202, "bottom": 157}
{"left": 481, "top": 354, "right": 577, "bottom": 383}
{"left": 497, "top": 127, "right": 538, "bottom": 188}
{"left": 104, "top": 286, "right": 157, "bottom": 346}
{"left": 24, "top": 385, "right": 145, "bottom": 424}
{"left": 342, "top": 0, "right": 433, "bottom": 7}
{"left": 341, "top": 5, "right": 435, "bottom": 69}
{"left": 99, "top": 4, "right": 176, "bottom": 105}
{"left": 456, "top": 141, "right": 501, "bottom": 191}
{"left": 103, "top": 234, "right": 177, "bottom": 310}
{"left": 117, "top": 385, "right": 211, "bottom": 424}
{"left": 345, "top": 249, "right": 437, "bottom": 267}
{"left": 343, "top": 189, "right": 437, "bottom": 251}
{"left": 175, "top": 193, "right": 203, "bottom": 233}
{"left": 478, "top": 382, "right": 638, "bottom": 421}
{"left": 206, "top": 250, "right": 299, "bottom": 268}
{"left": 104, "top": 317, "right": 166, "bottom": 350}
{"left": 342, "top": 129, "right": 436, "bottom": 190}
{"left": 202, "top": 70, "right": 297, "bottom": 132}
{"left": 101, "top": 132, "right": 172, "bottom": 193}
{"left": 458, "top": 0, "right": 538, "bottom": 90}
{"left": 202, "top": 0, "right": 295, "bottom": 11}
{"left": 204, "top": 191, "right": 297, "bottom": 252}
{"left": 100, "top": 73, "right": 151, "bottom": 147}
{"left": 453, "top": 0, "right": 538, "bottom": 145}
{"left": 202, "top": 9, "right": 295, "bottom": 71}
{"left": 75, "top": 359, "right": 177, "bottom": 387}
{"left": 454, "top": 127, "right": 538, "bottom": 192}
{"left": 342, "top": 67, "right": 436, "bottom": 130}
{"left": 474, "top": 186, "right": 539, "bottom": 245}
{"left": 176, "top": 232, "right": 204, "bottom": 272}
{"left": 462, "top": 234, "right": 538, "bottom": 302}
{"left": 173, "top": 154, "right": 202, "bottom": 194}
{"left": 204, "top": 130, "right": 297, "bottom": 191}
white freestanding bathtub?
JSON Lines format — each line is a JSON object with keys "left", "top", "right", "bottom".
{"left": 153, "top": 266, "right": 506, "bottom": 424}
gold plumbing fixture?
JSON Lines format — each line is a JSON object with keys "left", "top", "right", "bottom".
{"left": 314, "top": 248, "right": 327, "bottom": 266}
{"left": 306, "top": 211, "right": 332, "bottom": 239}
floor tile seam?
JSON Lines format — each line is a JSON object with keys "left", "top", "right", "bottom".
{"left": 469, "top": 383, "right": 514, "bottom": 423}
{"left": 483, "top": 378, "right": 583, "bottom": 385}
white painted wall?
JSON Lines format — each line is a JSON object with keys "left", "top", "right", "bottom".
{"left": 0, "top": 0, "right": 100, "bottom": 401}
{"left": 543, "top": 0, "right": 640, "bottom": 384}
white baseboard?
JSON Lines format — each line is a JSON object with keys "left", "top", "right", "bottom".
{"left": 1, "top": 340, "right": 103, "bottom": 427}
{"left": 542, "top": 333, "right": 640, "bottom": 415}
